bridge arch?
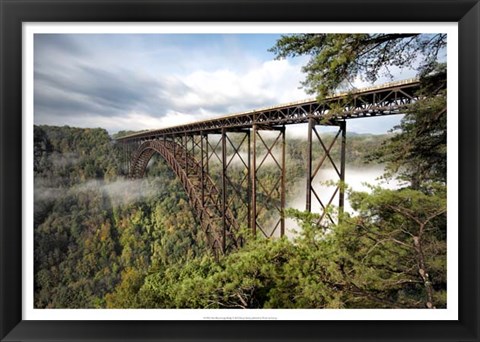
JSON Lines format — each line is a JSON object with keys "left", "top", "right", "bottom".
{"left": 129, "top": 139, "right": 241, "bottom": 255}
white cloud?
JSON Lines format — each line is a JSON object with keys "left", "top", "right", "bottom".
{"left": 37, "top": 111, "right": 203, "bottom": 133}
{"left": 171, "top": 59, "right": 308, "bottom": 117}
{"left": 35, "top": 34, "right": 312, "bottom": 133}
{"left": 34, "top": 34, "right": 413, "bottom": 135}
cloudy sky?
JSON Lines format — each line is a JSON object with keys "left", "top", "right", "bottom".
{"left": 34, "top": 33, "right": 415, "bottom": 135}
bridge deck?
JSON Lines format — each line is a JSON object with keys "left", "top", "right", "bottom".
{"left": 116, "top": 78, "right": 420, "bottom": 142}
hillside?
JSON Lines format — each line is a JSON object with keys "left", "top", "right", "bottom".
{"left": 33, "top": 125, "right": 446, "bottom": 309}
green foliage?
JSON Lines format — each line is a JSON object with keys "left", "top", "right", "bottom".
{"left": 367, "top": 65, "right": 447, "bottom": 187}
{"left": 269, "top": 33, "right": 446, "bottom": 99}
{"left": 129, "top": 237, "right": 296, "bottom": 309}
{"left": 337, "top": 185, "right": 446, "bottom": 308}
{"left": 34, "top": 120, "right": 446, "bottom": 309}
{"left": 129, "top": 181, "right": 446, "bottom": 309}
{"left": 34, "top": 125, "right": 204, "bottom": 308}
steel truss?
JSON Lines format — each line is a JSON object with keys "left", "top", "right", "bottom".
{"left": 116, "top": 78, "right": 441, "bottom": 254}
{"left": 121, "top": 123, "right": 344, "bottom": 253}
{"left": 123, "top": 127, "right": 285, "bottom": 254}
{"left": 122, "top": 122, "right": 352, "bottom": 254}
{"left": 306, "top": 119, "right": 346, "bottom": 226}
{"left": 251, "top": 125, "right": 285, "bottom": 238}
{"left": 127, "top": 138, "right": 236, "bottom": 255}
{"left": 116, "top": 78, "right": 421, "bottom": 141}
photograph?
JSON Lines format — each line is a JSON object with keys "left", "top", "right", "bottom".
{"left": 32, "top": 30, "right": 450, "bottom": 311}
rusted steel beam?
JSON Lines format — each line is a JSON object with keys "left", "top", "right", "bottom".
{"left": 116, "top": 78, "right": 423, "bottom": 142}
{"left": 306, "top": 121, "right": 347, "bottom": 225}
{"left": 129, "top": 139, "right": 239, "bottom": 255}
{"left": 200, "top": 133, "right": 205, "bottom": 210}
{"left": 280, "top": 126, "right": 286, "bottom": 236}
{"left": 306, "top": 118, "right": 313, "bottom": 212}
{"left": 184, "top": 133, "right": 188, "bottom": 177}
{"left": 339, "top": 121, "right": 347, "bottom": 215}
{"left": 247, "top": 130, "right": 251, "bottom": 239}
{"left": 251, "top": 124, "right": 257, "bottom": 237}
{"left": 221, "top": 128, "right": 227, "bottom": 254}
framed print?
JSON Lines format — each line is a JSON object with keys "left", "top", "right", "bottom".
{"left": 1, "top": 0, "right": 479, "bottom": 341}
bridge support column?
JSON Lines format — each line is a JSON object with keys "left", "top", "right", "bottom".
{"left": 221, "top": 128, "right": 227, "bottom": 254}
{"left": 198, "top": 133, "right": 222, "bottom": 254}
{"left": 200, "top": 133, "right": 206, "bottom": 210}
{"left": 125, "top": 141, "right": 133, "bottom": 176}
{"left": 172, "top": 134, "right": 176, "bottom": 157}
{"left": 246, "top": 130, "right": 251, "bottom": 241}
{"left": 127, "top": 141, "right": 131, "bottom": 175}
{"left": 122, "top": 141, "right": 127, "bottom": 175}
{"left": 184, "top": 133, "right": 188, "bottom": 177}
{"left": 339, "top": 121, "right": 346, "bottom": 217}
{"left": 219, "top": 129, "right": 252, "bottom": 251}
{"left": 306, "top": 118, "right": 314, "bottom": 212}
{"left": 121, "top": 141, "right": 126, "bottom": 175}
{"left": 251, "top": 125, "right": 257, "bottom": 237}
{"left": 280, "top": 126, "right": 286, "bottom": 236}
{"left": 306, "top": 119, "right": 347, "bottom": 225}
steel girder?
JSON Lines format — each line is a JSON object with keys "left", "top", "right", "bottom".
{"left": 251, "top": 125, "right": 286, "bottom": 238}
{"left": 116, "top": 78, "right": 421, "bottom": 142}
{"left": 306, "top": 119, "right": 347, "bottom": 226}
{"left": 125, "top": 126, "right": 288, "bottom": 255}
{"left": 128, "top": 137, "right": 250, "bottom": 255}
{"left": 116, "top": 78, "right": 437, "bottom": 254}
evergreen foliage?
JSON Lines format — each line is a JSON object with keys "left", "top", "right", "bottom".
{"left": 367, "top": 65, "right": 447, "bottom": 188}
{"left": 269, "top": 33, "right": 446, "bottom": 99}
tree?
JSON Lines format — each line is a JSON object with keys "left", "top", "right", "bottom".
{"left": 270, "top": 33, "right": 447, "bottom": 188}
{"left": 270, "top": 33, "right": 448, "bottom": 309}
{"left": 368, "top": 65, "right": 447, "bottom": 187}
{"left": 286, "top": 183, "right": 447, "bottom": 309}
{"left": 269, "top": 33, "right": 446, "bottom": 99}
{"left": 343, "top": 186, "right": 447, "bottom": 308}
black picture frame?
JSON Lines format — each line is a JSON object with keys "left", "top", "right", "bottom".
{"left": 1, "top": 0, "right": 479, "bottom": 341}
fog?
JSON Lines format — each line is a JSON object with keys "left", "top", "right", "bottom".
{"left": 35, "top": 162, "right": 403, "bottom": 238}
{"left": 34, "top": 177, "right": 162, "bottom": 213}
{"left": 49, "top": 152, "right": 81, "bottom": 169}
{"left": 78, "top": 178, "right": 160, "bottom": 206}
{"left": 285, "top": 166, "right": 403, "bottom": 237}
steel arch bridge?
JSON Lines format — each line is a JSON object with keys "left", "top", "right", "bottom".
{"left": 116, "top": 78, "right": 424, "bottom": 255}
